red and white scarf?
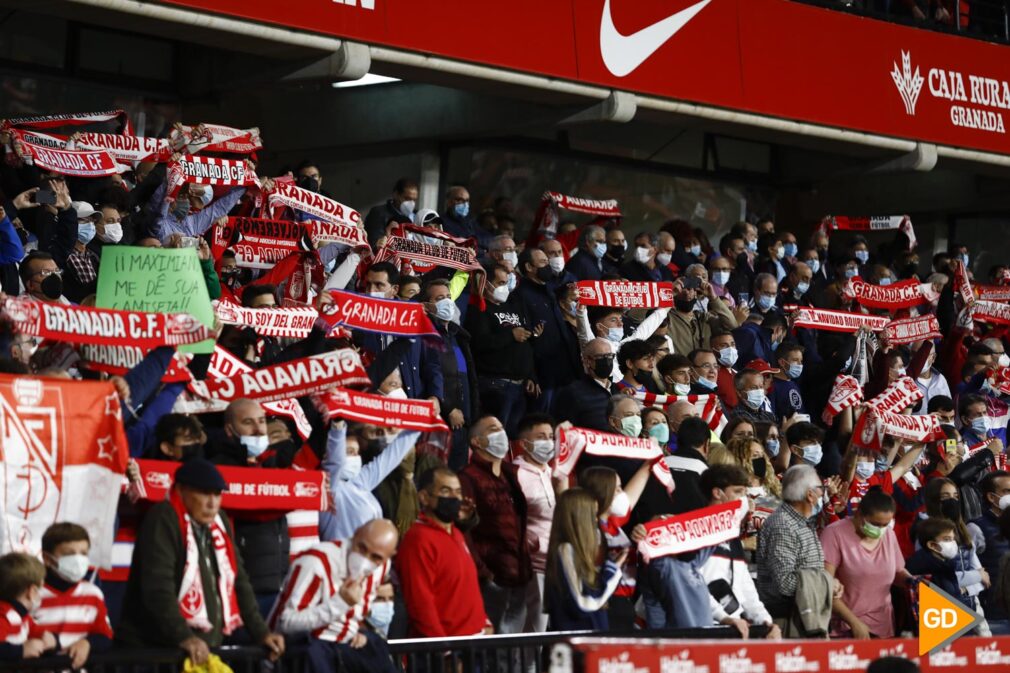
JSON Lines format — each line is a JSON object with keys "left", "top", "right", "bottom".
{"left": 2, "top": 296, "right": 212, "bottom": 348}
{"left": 866, "top": 377, "right": 924, "bottom": 414}
{"left": 267, "top": 182, "right": 360, "bottom": 227}
{"left": 4, "top": 109, "right": 132, "bottom": 133}
{"left": 577, "top": 281, "right": 674, "bottom": 309}
{"left": 13, "top": 129, "right": 125, "bottom": 177}
{"left": 553, "top": 426, "right": 661, "bottom": 479}
{"left": 971, "top": 300, "right": 1010, "bottom": 325}
{"left": 842, "top": 276, "right": 939, "bottom": 310}
{"left": 375, "top": 232, "right": 484, "bottom": 289}
{"left": 167, "top": 154, "right": 258, "bottom": 200}
{"left": 951, "top": 259, "right": 974, "bottom": 308}
{"left": 214, "top": 300, "right": 318, "bottom": 339}
{"left": 822, "top": 374, "right": 864, "bottom": 424}
{"left": 308, "top": 220, "right": 370, "bottom": 250}
{"left": 211, "top": 217, "right": 314, "bottom": 269}
{"left": 529, "top": 191, "right": 621, "bottom": 242}
{"left": 819, "top": 215, "right": 916, "bottom": 249}
{"left": 320, "top": 289, "right": 438, "bottom": 337}
{"left": 884, "top": 314, "right": 941, "bottom": 345}
{"left": 636, "top": 499, "right": 748, "bottom": 562}
{"left": 316, "top": 388, "right": 449, "bottom": 432}
{"left": 631, "top": 392, "right": 727, "bottom": 435}
{"left": 787, "top": 305, "right": 889, "bottom": 333}
{"left": 187, "top": 348, "right": 369, "bottom": 404}
{"left": 977, "top": 285, "right": 1010, "bottom": 303}
{"left": 853, "top": 408, "right": 944, "bottom": 451}
{"left": 68, "top": 132, "right": 170, "bottom": 164}
{"left": 171, "top": 123, "right": 262, "bottom": 155}
{"left": 992, "top": 367, "right": 1010, "bottom": 397}
{"left": 171, "top": 490, "right": 241, "bottom": 635}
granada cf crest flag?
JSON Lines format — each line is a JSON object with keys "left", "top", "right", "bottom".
{"left": 0, "top": 375, "right": 129, "bottom": 568}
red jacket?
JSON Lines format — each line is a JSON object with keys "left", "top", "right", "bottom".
{"left": 459, "top": 454, "right": 532, "bottom": 587}
{"left": 397, "top": 514, "right": 487, "bottom": 638}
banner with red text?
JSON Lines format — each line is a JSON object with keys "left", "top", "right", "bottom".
{"left": 843, "top": 276, "right": 939, "bottom": 310}
{"left": 866, "top": 377, "right": 924, "bottom": 415}
{"left": 636, "top": 499, "right": 748, "bottom": 562}
{"left": 317, "top": 388, "right": 448, "bottom": 432}
{"left": 977, "top": 285, "right": 1010, "bottom": 302}
{"left": 171, "top": 123, "right": 262, "bottom": 155}
{"left": 577, "top": 281, "right": 674, "bottom": 309}
{"left": 321, "top": 289, "right": 437, "bottom": 337}
{"left": 4, "top": 110, "right": 131, "bottom": 132}
{"left": 971, "top": 300, "right": 1010, "bottom": 325}
{"left": 267, "top": 182, "right": 360, "bottom": 227}
{"left": 214, "top": 301, "right": 318, "bottom": 339}
{"left": 788, "top": 305, "right": 889, "bottom": 333}
{"left": 14, "top": 130, "right": 124, "bottom": 177}
{"left": 854, "top": 408, "right": 944, "bottom": 451}
{"left": 885, "top": 314, "right": 942, "bottom": 344}
{"left": 822, "top": 374, "right": 864, "bottom": 425}
{"left": 530, "top": 190, "right": 622, "bottom": 242}
{"left": 69, "top": 132, "right": 170, "bottom": 164}
{"left": 0, "top": 375, "right": 129, "bottom": 568}
{"left": 553, "top": 426, "right": 661, "bottom": 479}
{"left": 820, "top": 215, "right": 916, "bottom": 249}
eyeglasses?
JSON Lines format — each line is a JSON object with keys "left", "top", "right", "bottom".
{"left": 32, "top": 268, "right": 61, "bottom": 279}
{"left": 694, "top": 362, "right": 718, "bottom": 371}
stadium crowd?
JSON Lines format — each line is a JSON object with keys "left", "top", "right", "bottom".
{"left": 2, "top": 113, "right": 1010, "bottom": 673}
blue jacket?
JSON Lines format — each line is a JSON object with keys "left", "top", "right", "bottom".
{"left": 546, "top": 551, "right": 621, "bottom": 632}
{"left": 442, "top": 212, "right": 493, "bottom": 251}
{"left": 356, "top": 333, "right": 444, "bottom": 401}
{"left": 972, "top": 508, "right": 1009, "bottom": 619}
{"left": 565, "top": 251, "right": 604, "bottom": 281}
{"left": 733, "top": 321, "right": 774, "bottom": 366}
{"left": 516, "top": 279, "right": 581, "bottom": 389}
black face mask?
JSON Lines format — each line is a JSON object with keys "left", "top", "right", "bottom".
{"left": 940, "top": 498, "right": 962, "bottom": 521}
{"left": 536, "top": 265, "right": 555, "bottom": 283}
{"left": 608, "top": 244, "right": 626, "bottom": 259}
{"left": 752, "top": 457, "right": 767, "bottom": 479}
{"left": 180, "top": 444, "right": 204, "bottom": 462}
{"left": 591, "top": 355, "right": 615, "bottom": 379}
{"left": 675, "top": 297, "right": 697, "bottom": 313}
{"left": 40, "top": 274, "right": 62, "bottom": 300}
{"left": 432, "top": 496, "right": 462, "bottom": 523}
{"left": 633, "top": 370, "right": 654, "bottom": 384}
{"left": 298, "top": 175, "right": 320, "bottom": 193}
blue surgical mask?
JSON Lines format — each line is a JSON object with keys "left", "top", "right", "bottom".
{"left": 77, "top": 222, "right": 96, "bottom": 245}
{"left": 173, "top": 199, "right": 191, "bottom": 219}
{"left": 568, "top": 300, "right": 578, "bottom": 314}
{"left": 765, "top": 438, "right": 780, "bottom": 457}
{"left": 367, "top": 601, "right": 395, "bottom": 636}
{"left": 648, "top": 423, "right": 670, "bottom": 445}
{"left": 845, "top": 267, "right": 858, "bottom": 279}
{"left": 454, "top": 202, "right": 470, "bottom": 219}
{"left": 696, "top": 375, "right": 717, "bottom": 390}
{"left": 808, "top": 259, "right": 821, "bottom": 274}
{"left": 795, "top": 281, "right": 810, "bottom": 296}
{"left": 961, "top": 253, "right": 970, "bottom": 267}
{"left": 593, "top": 242, "right": 607, "bottom": 259}
{"left": 879, "top": 277, "right": 893, "bottom": 286}
{"left": 802, "top": 443, "right": 823, "bottom": 466}
{"left": 971, "top": 416, "right": 989, "bottom": 435}
{"left": 240, "top": 434, "right": 269, "bottom": 458}
{"left": 745, "top": 389, "right": 766, "bottom": 409}
{"left": 812, "top": 496, "right": 824, "bottom": 517}
{"left": 712, "top": 270, "right": 730, "bottom": 287}
{"left": 757, "top": 294, "right": 775, "bottom": 312}
{"left": 855, "top": 461, "right": 875, "bottom": 480}
{"left": 855, "top": 250, "right": 869, "bottom": 264}
{"left": 875, "top": 456, "right": 891, "bottom": 473}
{"left": 717, "top": 347, "right": 738, "bottom": 367}
{"left": 606, "top": 326, "right": 623, "bottom": 343}
{"left": 784, "top": 243, "right": 798, "bottom": 258}
{"left": 787, "top": 363, "right": 803, "bottom": 379}
{"left": 507, "top": 272, "right": 517, "bottom": 291}
{"left": 434, "top": 298, "right": 455, "bottom": 322}
{"left": 746, "top": 240, "right": 758, "bottom": 253}
{"left": 689, "top": 244, "right": 701, "bottom": 256}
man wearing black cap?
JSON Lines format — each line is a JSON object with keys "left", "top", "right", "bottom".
{"left": 117, "top": 460, "right": 285, "bottom": 664}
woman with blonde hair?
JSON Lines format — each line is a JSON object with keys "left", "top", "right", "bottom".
{"left": 545, "top": 488, "right": 627, "bottom": 631}
{"left": 711, "top": 436, "right": 781, "bottom": 498}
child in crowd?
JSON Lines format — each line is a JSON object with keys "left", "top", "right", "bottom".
{"left": 0, "top": 552, "right": 55, "bottom": 661}
{"left": 37, "top": 523, "right": 114, "bottom": 668}
{"left": 906, "top": 518, "right": 972, "bottom": 608}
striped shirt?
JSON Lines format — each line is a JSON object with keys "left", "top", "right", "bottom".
{"left": 36, "top": 580, "right": 113, "bottom": 648}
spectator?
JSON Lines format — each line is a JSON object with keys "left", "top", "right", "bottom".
{"left": 771, "top": 343, "right": 806, "bottom": 421}
{"left": 622, "top": 231, "right": 674, "bottom": 283}
{"left": 602, "top": 228, "right": 627, "bottom": 274}
{"left": 711, "top": 331, "right": 740, "bottom": 408}
{"left": 0, "top": 553, "right": 55, "bottom": 661}
{"left": 364, "top": 178, "right": 418, "bottom": 246}
{"left": 615, "top": 339, "right": 659, "bottom": 394}
{"left": 442, "top": 185, "right": 492, "bottom": 250}
{"left": 688, "top": 348, "right": 720, "bottom": 395}
{"left": 734, "top": 312, "right": 787, "bottom": 366}
{"left": 657, "top": 353, "right": 693, "bottom": 396}
{"left": 666, "top": 275, "right": 737, "bottom": 356}
{"left": 487, "top": 234, "right": 518, "bottom": 273}
{"left": 269, "top": 519, "right": 399, "bottom": 673}
{"left": 731, "top": 367, "right": 777, "bottom": 425}
{"left": 906, "top": 518, "right": 971, "bottom": 609}
{"left": 554, "top": 338, "right": 615, "bottom": 432}
{"left": 973, "top": 470, "right": 1010, "bottom": 633}
{"left": 398, "top": 467, "right": 490, "bottom": 637}
{"left": 118, "top": 460, "right": 285, "bottom": 663}
{"left": 565, "top": 225, "right": 607, "bottom": 281}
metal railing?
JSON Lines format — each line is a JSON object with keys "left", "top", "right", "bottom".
{"left": 795, "top": 0, "right": 1010, "bottom": 44}
{"left": 0, "top": 626, "right": 764, "bottom": 673}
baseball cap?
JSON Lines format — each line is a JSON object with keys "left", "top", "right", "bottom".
{"left": 743, "top": 358, "right": 781, "bottom": 374}
{"left": 72, "top": 201, "right": 98, "bottom": 221}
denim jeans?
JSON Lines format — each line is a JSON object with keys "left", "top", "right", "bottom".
{"left": 641, "top": 549, "right": 715, "bottom": 629}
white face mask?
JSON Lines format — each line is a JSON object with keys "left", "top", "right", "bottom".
{"left": 491, "top": 285, "right": 510, "bottom": 303}
{"left": 368, "top": 291, "right": 388, "bottom": 299}
{"left": 55, "top": 553, "right": 90, "bottom": 584}
{"left": 548, "top": 256, "right": 565, "bottom": 273}
{"left": 936, "top": 540, "right": 959, "bottom": 560}
{"left": 399, "top": 200, "right": 416, "bottom": 218}
{"left": 609, "top": 490, "right": 630, "bottom": 518}
{"left": 1000, "top": 353, "right": 1010, "bottom": 369}
{"left": 634, "top": 246, "right": 652, "bottom": 264}
{"left": 385, "top": 387, "right": 408, "bottom": 400}
{"left": 339, "top": 454, "right": 362, "bottom": 481}
{"left": 656, "top": 252, "right": 672, "bottom": 267}
{"left": 240, "top": 434, "right": 269, "bottom": 458}
{"left": 673, "top": 382, "right": 691, "bottom": 396}
{"left": 503, "top": 251, "right": 519, "bottom": 267}
{"left": 529, "top": 439, "right": 555, "bottom": 464}
{"left": 484, "top": 430, "right": 510, "bottom": 459}
{"left": 999, "top": 494, "right": 1010, "bottom": 511}
{"left": 347, "top": 550, "right": 378, "bottom": 578}
{"left": 99, "top": 222, "right": 124, "bottom": 243}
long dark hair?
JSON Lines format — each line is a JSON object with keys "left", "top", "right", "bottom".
{"left": 923, "top": 477, "right": 972, "bottom": 548}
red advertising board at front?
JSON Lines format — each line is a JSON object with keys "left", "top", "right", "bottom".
{"left": 166, "top": 0, "right": 1010, "bottom": 156}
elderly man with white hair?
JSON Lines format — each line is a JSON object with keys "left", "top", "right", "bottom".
{"left": 755, "top": 464, "right": 841, "bottom": 637}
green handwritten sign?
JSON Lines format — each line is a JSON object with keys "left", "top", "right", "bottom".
{"left": 96, "top": 246, "right": 214, "bottom": 353}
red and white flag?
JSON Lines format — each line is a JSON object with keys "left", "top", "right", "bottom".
{"left": 631, "top": 392, "right": 727, "bottom": 435}
{"left": 788, "top": 305, "right": 889, "bottom": 333}
{"left": 636, "top": 499, "right": 748, "bottom": 562}
{"left": 884, "top": 315, "right": 941, "bottom": 345}
{"left": 171, "top": 123, "right": 262, "bottom": 155}
{"left": 170, "top": 154, "right": 257, "bottom": 188}
{"left": 853, "top": 409, "right": 944, "bottom": 451}
{"left": 211, "top": 217, "right": 314, "bottom": 270}
{"left": 553, "top": 426, "right": 661, "bottom": 479}
{"left": 214, "top": 300, "right": 318, "bottom": 339}
{"left": 317, "top": 388, "right": 448, "bottom": 432}
{"left": 321, "top": 290, "right": 438, "bottom": 337}
{"left": 0, "top": 375, "right": 129, "bottom": 568}
{"left": 267, "top": 182, "right": 360, "bottom": 227}
{"left": 971, "top": 300, "right": 1010, "bottom": 325}
{"left": 842, "top": 276, "right": 939, "bottom": 310}
{"left": 865, "top": 377, "right": 924, "bottom": 415}
{"left": 577, "top": 281, "right": 674, "bottom": 309}
{"left": 820, "top": 215, "right": 916, "bottom": 249}
{"left": 822, "top": 374, "right": 864, "bottom": 425}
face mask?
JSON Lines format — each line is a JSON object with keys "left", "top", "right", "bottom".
{"left": 608, "top": 243, "right": 627, "bottom": 258}
{"left": 491, "top": 285, "right": 510, "bottom": 303}
{"left": 347, "top": 550, "right": 377, "bottom": 578}
{"left": 454, "top": 202, "right": 470, "bottom": 219}
{"left": 548, "top": 256, "right": 565, "bottom": 273}
{"left": 55, "top": 553, "right": 90, "bottom": 584}
{"left": 506, "top": 273, "right": 518, "bottom": 292}
{"left": 746, "top": 240, "right": 758, "bottom": 253}
{"left": 240, "top": 434, "right": 269, "bottom": 458}
{"left": 784, "top": 243, "right": 798, "bottom": 258}
{"left": 795, "top": 281, "right": 810, "bottom": 296}
{"left": 367, "top": 601, "right": 395, "bottom": 634}
{"left": 399, "top": 200, "right": 415, "bottom": 218}
{"left": 634, "top": 246, "right": 652, "bottom": 264}
{"left": 568, "top": 300, "right": 578, "bottom": 315}
{"left": 961, "top": 253, "right": 970, "bottom": 268}
{"left": 675, "top": 297, "right": 697, "bottom": 313}
{"left": 673, "top": 382, "right": 691, "bottom": 396}
{"left": 775, "top": 246, "right": 785, "bottom": 260}
{"left": 765, "top": 438, "right": 780, "bottom": 457}
{"left": 861, "top": 521, "right": 884, "bottom": 540}
{"left": 757, "top": 294, "right": 775, "bottom": 312}
{"left": 696, "top": 375, "right": 717, "bottom": 391}
{"left": 936, "top": 539, "right": 959, "bottom": 560}
{"left": 529, "top": 439, "right": 555, "bottom": 464}
{"left": 689, "top": 244, "right": 702, "bottom": 256}
{"left": 940, "top": 498, "right": 962, "bottom": 521}
{"left": 618, "top": 415, "right": 642, "bottom": 438}
{"left": 1000, "top": 354, "right": 1010, "bottom": 369}
{"left": 591, "top": 355, "right": 614, "bottom": 379}
{"left": 536, "top": 265, "right": 555, "bottom": 283}
{"left": 434, "top": 298, "right": 455, "bottom": 322}
{"left": 502, "top": 251, "right": 519, "bottom": 268}
{"left": 482, "top": 430, "right": 510, "bottom": 459}
{"left": 297, "top": 175, "right": 320, "bottom": 192}
{"left": 875, "top": 455, "right": 891, "bottom": 473}
{"left": 787, "top": 363, "right": 803, "bottom": 379}
{"left": 855, "top": 461, "right": 875, "bottom": 480}
{"left": 338, "top": 455, "right": 363, "bottom": 481}
{"left": 385, "top": 387, "right": 408, "bottom": 400}
{"left": 802, "top": 443, "right": 823, "bottom": 466}
{"left": 648, "top": 423, "right": 670, "bottom": 445}
{"left": 99, "top": 222, "right": 124, "bottom": 243}
{"left": 432, "top": 495, "right": 462, "bottom": 523}
{"left": 845, "top": 267, "right": 858, "bottom": 279}
{"left": 78, "top": 222, "right": 96, "bottom": 245}
{"left": 40, "top": 274, "right": 63, "bottom": 300}
{"left": 369, "top": 291, "right": 389, "bottom": 299}
{"left": 593, "top": 242, "right": 607, "bottom": 259}
{"left": 718, "top": 347, "right": 738, "bottom": 367}
{"left": 970, "top": 416, "right": 989, "bottom": 436}
{"left": 807, "top": 259, "right": 821, "bottom": 274}
{"left": 609, "top": 490, "right": 630, "bottom": 518}
{"left": 752, "top": 457, "right": 767, "bottom": 479}
{"left": 173, "top": 199, "right": 191, "bottom": 219}
{"left": 811, "top": 495, "right": 824, "bottom": 517}
{"left": 711, "top": 270, "right": 730, "bottom": 287}
{"left": 656, "top": 252, "right": 672, "bottom": 266}
{"left": 605, "top": 326, "right": 623, "bottom": 343}
{"left": 855, "top": 250, "right": 869, "bottom": 264}
{"left": 745, "top": 389, "right": 766, "bottom": 409}
{"left": 879, "top": 277, "right": 893, "bottom": 286}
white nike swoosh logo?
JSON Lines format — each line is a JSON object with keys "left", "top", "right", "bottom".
{"left": 599, "top": 0, "right": 713, "bottom": 77}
